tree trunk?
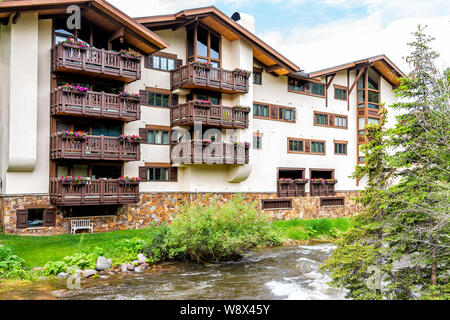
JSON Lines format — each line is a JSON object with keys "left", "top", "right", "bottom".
{"left": 431, "top": 246, "right": 437, "bottom": 285}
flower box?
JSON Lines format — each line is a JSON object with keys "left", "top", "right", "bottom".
{"left": 61, "top": 83, "right": 89, "bottom": 94}
{"left": 310, "top": 178, "right": 326, "bottom": 184}
{"left": 119, "top": 91, "right": 141, "bottom": 101}
{"left": 192, "top": 99, "right": 212, "bottom": 106}
{"left": 293, "top": 178, "right": 309, "bottom": 184}
{"left": 233, "top": 68, "right": 251, "bottom": 78}
{"left": 278, "top": 178, "right": 293, "bottom": 184}
{"left": 118, "top": 176, "right": 140, "bottom": 184}
{"left": 192, "top": 61, "right": 212, "bottom": 69}
{"left": 119, "top": 134, "right": 141, "bottom": 143}
{"left": 59, "top": 176, "right": 88, "bottom": 185}
{"left": 233, "top": 105, "right": 251, "bottom": 112}
{"left": 325, "top": 179, "right": 338, "bottom": 184}
{"left": 61, "top": 38, "right": 88, "bottom": 50}
{"left": 119, "top": 50, "right": 142, "bottom": 60}
{"left": 59, "top": 130, "right": 88, "bottom": 140}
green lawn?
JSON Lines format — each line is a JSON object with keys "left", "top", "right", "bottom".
{"left": 0, "top": 229, "right": 152, "bottom": 268}
{"left": 272, "top": 217, "right": 353, "bottom": 241}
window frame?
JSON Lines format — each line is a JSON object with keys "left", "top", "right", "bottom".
{"left": 253, "top": 67, "right": 263, "bottom": 85}
{"left": 313, "top": 111, "right": 348, "bottom": 129}
{"left": 145, "top": 52, "right": 178, "bottom": 72}
{"left": 287, "top": 138, "right": 326, "bottom": 155}
{"left": 253, "top": 101, "right": 296, "bottom": 123}
{"left": 142, "top": 125, "right": 171, "bottom": 145}
{"left": 333, "top": 84, "right": 348, "bottom": 101}
{"left": 141, "top": 87, "right": 174, "bottom": 109}
{"left": 288, "top": 77, "right": 325, "bottom": 98}
{"left": 334, "top": 140, "right": 348, "bottom": 155}
{"left": 186, "top": 23, "right": 221, "bottom": 68}
{"left": 253, "top": 132, "right": 263, "bottom": 150}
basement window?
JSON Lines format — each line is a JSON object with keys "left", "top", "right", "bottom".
{"left": 27, "top": 209, "right": 44, "bottom": 228}
{"left": 261, "top": 199, "right": 292, "bottom": 210}
{"left": 320, "top": 197, "right": 345, "bottom": 207}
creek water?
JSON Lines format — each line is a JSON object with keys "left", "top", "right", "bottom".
{"left": 0, "top": 243, "right": 347, "bottom": 300}
{"left": 59, "top": 243, "right": 346, "bottom": 300}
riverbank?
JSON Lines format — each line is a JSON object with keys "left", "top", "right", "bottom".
{"left": 0, "top": 217, "right": 353, "bottom": 283}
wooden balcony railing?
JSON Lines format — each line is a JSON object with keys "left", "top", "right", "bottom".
{"left": 171, "top": 141, "right": 249, "bottom": 165}
{"left": 358, "top": 107, "right": 381, "bottom": 118}
{"left": 171, "top": 102, "right": 249, "bottom": 129}
{"left": 310, "top": 183, "right": 336, "bottom": 197}
{"left": 171, "top": 63, "right": 249, "bottom": 94}
{"left": 277, "top": 181, "right": 306, "bottom": 197}
{"left": 51, "top": 87, "right": 141, "bottom": 121}
{"left": 50, "top": 134, "right": 140, "bottom": 161}
{"left": 51, "top": 43, "right": 141, "bottom": 82}
{"left": 49, "top": 178, "right": 139, "bottom": 206}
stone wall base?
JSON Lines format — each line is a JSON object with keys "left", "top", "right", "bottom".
{"left": 0, "top": 191, "right": 361, "bottom": 235}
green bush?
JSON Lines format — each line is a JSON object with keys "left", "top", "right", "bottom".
{"left": 43, "top": 260, "right": 68, "bottom": 276}
{"left": 161, "top": 196, "right": 281, "bottom": 263}
{"left": 144, "top": 223, "right": 170, "bottom": 263}
{"left": 0, "top": 246, "right": 27, "bottom": 279}
{"left": 63, "top": 252, "right": 96, "bottom": 269}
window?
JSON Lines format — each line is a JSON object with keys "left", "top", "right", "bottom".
{"left": 147, "top": 92, "right": 170, "bottom": 108}
{"left": 139, "top": 166, "right": 177, "bottom": 182}
{"left": 187, "top": 24, "right": 221, "bottom": 67}
{"left": 314, "top": 111, "right": 347, "bottom": 129}
{"left": 334, "top": 116, "right": 347, "bottom": 128}
{"left": 311, "top": 83, "right": 325, "bottom": 96}
{"left": 334, "top": 88, "right": 347, "bottom": 100}
{"left": 145, "top": 54, "right": 177, "bottom": 71}
{"left": 253, "top": 71, "right": 262, "bottom": 85}
{"left": 253, "top": 133, "right": 262, "bottom": 150}
{"left": 288, "top": 78, "right": 325, "bottom": 97}
{"left": 288, "top": 139, "right": 304, "bottom": 153}
{"left": 321, "top": 197, "right": 344, "bottom": 207}
{"left": 253, "top": 104, "right": 269, "bottom": 118}
{"left": 279, "top": 108, "right": 295, "bottom": 121}
{"left": 16, "top": 208, "right": 56, "bottom": 229}
{"left": 190, "top": 91, "right": 220, "bottom": 105}
{"left": 311, "top": 141, "right": 325, "bottom": 154}
{"left": 368, "top": 118, "right": 380, "bottom": 126}
{"left": 334, "top": 142, "right": 347, "bottom": 155}
{"left": 315, "top": 113, "right": 328, "bottom": 125}
{"left": 147, "top": 130, "right": 170, "bottom": 145}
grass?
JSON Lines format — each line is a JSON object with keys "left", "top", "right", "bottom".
{"left": 0, "top": 229, "right": 152, "bottom": 268}
{"left": 0, "top": 217, "right": 354, "bottom": 269}
{"left": 272, "top": 217, "right": 353, "bottom": 241}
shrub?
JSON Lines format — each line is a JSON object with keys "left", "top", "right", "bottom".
{"left": 63, "top": 252, "right": 96, "bottom": 269}
{"left": 0, "top": 246, "right": 27, "bottom": 279}
{"left": 143, "top": 223, "right": 170, "bottom": 263}
{"left": 43, "top": 261, "right": 68, "bottom": 276}
{"left": 162, "top": 196, "right": 281, "bottom": 263}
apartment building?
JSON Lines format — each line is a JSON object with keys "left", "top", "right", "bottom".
{"left": 0, "top": 1, "right": 404, "bottom": 234}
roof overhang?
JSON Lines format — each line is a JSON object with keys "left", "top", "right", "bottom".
{"left": 0, "top": 0, "right": 169, "bottom": 54}
{"left": 308, "top": 55, "right": 405, "bottom": 87}
{"left": 136, "top": 6, "right": 300, "bottom": 76}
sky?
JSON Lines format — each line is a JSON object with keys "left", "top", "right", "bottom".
{"left": 108, "top": 0, "right": 450, "bottom": 73}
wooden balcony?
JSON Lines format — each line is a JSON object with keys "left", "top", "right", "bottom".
{"left": 171, "top": 141, "right": 249, "bottom": 165}
{"left": 310, "top": 183, "right": 336, "bottom": 197}
{"left": 171, "top": 102, "right": 249, "bottom": 129}
{"left": 51, "top": 87, "right": 141, "bottom": 122}
{"left": 358, "top": 107, "right": 381, "bottom": 118}
{"left": 277, "top": 181, "right": 306, "bottom": 197}
{"left": 50, "top": 134, "right": 140, "bottom": 161}
{"left": 49, "top": 178, "right": 139, "bottom": 206}
{"left": 171, "top": 64, "right": 249, "bottom": 94}
{"left": 51, "top": 44, "right": 141, "bottom": 83}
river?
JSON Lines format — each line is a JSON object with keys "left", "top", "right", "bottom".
{"left": 0, "top": 243, "right": 347, "bottom": 300}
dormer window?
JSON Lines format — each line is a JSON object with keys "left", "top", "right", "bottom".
{"left": 187, "top": 24, "right": 221, "bottom": 68}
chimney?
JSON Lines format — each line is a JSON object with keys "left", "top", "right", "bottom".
{"left": 231, "top": 12, "right": 255, "bottom": 33}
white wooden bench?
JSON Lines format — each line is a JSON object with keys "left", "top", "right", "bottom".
{"left": 70, "top": 219, "right": 93, "bottom": 234}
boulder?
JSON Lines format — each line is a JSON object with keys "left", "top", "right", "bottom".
{"left": 120, "top": 263, "right": 128, "bottom": 273}
{"left": 134, "top": 266, "right": 143, "bottom": 273}
{"left": 137, "top": 254, "right": 147, "bottom": 264}
{"left": 57, "top": 272, "right": 69, "bottom": 278}
{"left": 96, "top": 256, "right": 112, "bottom": 271}
{"left": 127, "top": 264, "right": 135, "bottom": 271}
{"left": 82, "top": 269, "right": 97, "bottom": 278}
{"left": 99, "top": 275, "right": 109, "bottom": 279}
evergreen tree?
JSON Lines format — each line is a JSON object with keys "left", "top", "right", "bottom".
{"left": 321, "top": 25, "right": 449, "bottom": 300}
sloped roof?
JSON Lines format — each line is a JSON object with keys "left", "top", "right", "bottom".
{"left": 0, "top": 0, "right": 169, "bottom": 54}
{"left": 308, "top": 54, "right": 405, "bottom": 86}
{"left": 136, "top": 6, "right": 300, "bottom": 76}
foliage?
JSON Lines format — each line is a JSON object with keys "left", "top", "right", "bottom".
{"left": 63, "top": 252, "right": 97, "bottom": 270}
{"left": 143, "top": 222, "right": 171, "bottom": 263}
{"left": 0, "top": 246, "right": 27, "bottom": 279}
{"left": 161, "top": 196, "right": 281, "bottom": 263}
{"left": 43, "top": 261, "right": 68, "bottom": 276}
{"left": 272, "top": 218, "right": 353, "bottom": 241}
{"left": 321, "top": 25, "right": 450, "bottom": 300}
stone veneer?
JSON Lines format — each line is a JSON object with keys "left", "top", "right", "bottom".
{"left": 0, "top": 191, "right": 361, "bottom": 235}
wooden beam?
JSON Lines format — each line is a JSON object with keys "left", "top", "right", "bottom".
{"left": 348, "top": 67, "right": 366, "bottom": 95}
{"left": 108, "top": 27, "right": 125, "bottom": 42}
{"left": 326, "top": 73, "right": 336, "bottom": 89}
{"left": 172, "top": 17, "right": 198, "bottom": 31}
{"left": 12, "top": 11, "right": 21, "bottom": 24}
{"left": 347, "top": 69, "right": 350, "bottom": 111}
